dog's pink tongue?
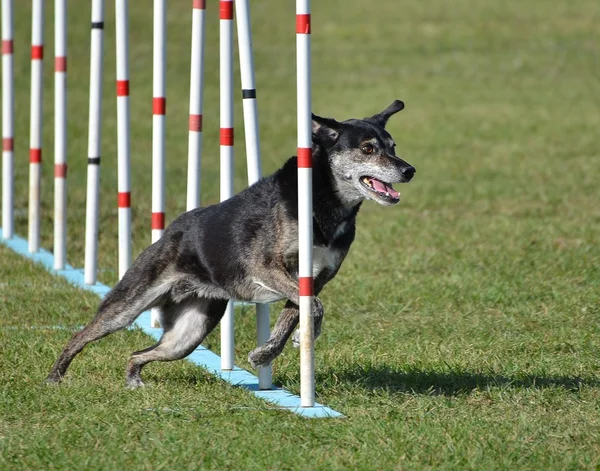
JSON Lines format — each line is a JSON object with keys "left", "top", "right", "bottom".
{"left": 386, "top": 185, "right": 399, "bottom": 198}
{"left": 372, "top": 179, "right": 399, "bottom": 198}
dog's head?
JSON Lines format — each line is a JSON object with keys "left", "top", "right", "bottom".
{"left": 312, "top": 100, "right": 415, "bottom": 207}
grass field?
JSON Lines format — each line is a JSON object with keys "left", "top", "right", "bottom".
{"left": 1, "top": 0, "right": 600, "bottom": 469}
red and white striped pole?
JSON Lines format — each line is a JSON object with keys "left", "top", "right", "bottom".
{"left": 1, "top": 0, "right": 14, "bottom": 240}
{"left": 187, "top": 0, "right": 206, "bottom": 212}
{"left": 150, "top": 0, "right": 166, "bottom": 327}
{"left": 53, "top": 0, "right": 67, "bottom": 270}
{"left": 84, "top": 0, "right": 105, "bottom": 285}
{"left": 115, "top": 0, "right": 131, "bottom": 279}
{"left": 235, "top": 0, "right": 272, "bottom": 389}
{"left": 219, "top": 0, "right": 235, "bottom": 371}
{"left": 296, "top": 0, "right": 315, "bottom": 407}
{"left": 29, "top": 0, "right": 44, "bottom": 253}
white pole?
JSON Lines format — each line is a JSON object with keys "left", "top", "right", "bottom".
{"left": 150, "top": 0, "right": 166, "bottom": 328}
{"left": 29, "top": 0, "right": 44, "bottom": 253}
{"left": 296, "top": 0, "right": 315, "bottom": 407}
{"left": 115, "top": 0, "right": 131, "bottom": 279}
{"left": 235, "top": 0, "right": 260, "bottom": 185}
{"left": 235, "top": 0, "right": 272, "bottom": 389}
{"left": 220, "top": 0, "right": 235, "bottom": 371}
{"left": 1, "top": 0, "right": 14, "bottom": 240}
{"left": 186, "top": 0, "right": 206, "bottom": 212}
{"left": 84, "top": 0, "right": 105, "bottom": 285}
{"left": 53, "top": 0, "right": 67, "bottom": 270}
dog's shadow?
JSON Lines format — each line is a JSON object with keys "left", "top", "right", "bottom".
{"left": 315, "top": 364, "right": 599, "bottom": 396}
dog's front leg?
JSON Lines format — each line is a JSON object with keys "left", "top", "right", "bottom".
{"left": 247, "top": 298, "right": 324, "bottom": 368}
{"left": 289, "top": 270, "right": 333, "bottom": 348}
{"left": 247, "top": 266, "right": 327, "bottom": 368}
{"left": 248, "top": 300, "right": 298, "bottom": 368}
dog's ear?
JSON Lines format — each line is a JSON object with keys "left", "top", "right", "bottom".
{"left": 312, "top": 113, "right": 340, "bottom": 145}
{"left": 365, "top": 100, "right": 405, "bottom": 128}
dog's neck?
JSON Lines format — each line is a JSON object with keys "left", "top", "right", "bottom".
{"left": 276, "top": 147, "right": 362, "bottom": 246}
{"left": 311, "top": 146, "right": 362, "bottom": 245}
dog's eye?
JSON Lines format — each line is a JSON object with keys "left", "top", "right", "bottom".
{"left": 362, "top": 144, "right": 374, "bottom": 154}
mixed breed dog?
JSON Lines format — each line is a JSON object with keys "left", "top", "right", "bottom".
{"left": 46, "top": 100, "right": 416, "bottom": 387}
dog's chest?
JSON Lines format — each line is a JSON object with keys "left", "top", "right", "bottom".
{"left": 311, "top": 220, "right": 350, "bottom": 275}
{"left": 312, "top": 244, "right": 344, "bottom": 276}
{"left": 285, "top": 220, "right": 350, "bottom": 275}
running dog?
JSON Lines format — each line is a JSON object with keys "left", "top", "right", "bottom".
{"left": 46, "top": 100, "right": 416, "bottom": 387}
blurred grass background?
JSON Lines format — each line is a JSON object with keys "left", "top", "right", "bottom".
{"left": 1, "top": 0, "right": 600, "bottom": 469}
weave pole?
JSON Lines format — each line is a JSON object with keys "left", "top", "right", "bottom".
{"left": 296, "top": 0, "right": 315, "bottom": 407}
{"left": 115, "top": 0, "right": 131, "bottom": 279}
{"left": 29, "top": 0, "right": 44, "bottom": 253}
{"left": 53, "top": 0, "right": 67, "bottom": 270}
{"left": 84, "top": 0, "right": 105, "bottom": 285}
{"left": 219, "top": 0, "right": 235, "bottom": 371}
{"left": 1, "top": 0, "right": 14, "bottom": 240}
{"left": 186, "top": 0, "right": 206, "bottom": 211}
{"left": 150, "top": 0, "right": 166, "bottom": 327}
{"left": 235, "top": 0, "right": 272, "bottom": 389}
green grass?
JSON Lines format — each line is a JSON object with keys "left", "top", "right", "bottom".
{"left": 1, "top": 0, "right": 600, "bottom": 469}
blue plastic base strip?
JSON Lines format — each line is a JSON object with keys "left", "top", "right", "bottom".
{"left": 0, "top": 229, "right": 344, "bottom": 418}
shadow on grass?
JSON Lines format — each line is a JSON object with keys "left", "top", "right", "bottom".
{"left": 316, "top": 364, "right": 600, "bottom": 396}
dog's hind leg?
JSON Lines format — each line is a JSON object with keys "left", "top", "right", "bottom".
{"left": 46, "top": 294, "right": 163, "bottom": 383}
{"left": 125, "top": 297, "right": 227, "bottom": 388}
{"left": 45, "top": 287, "right": 164, "bottom": 384}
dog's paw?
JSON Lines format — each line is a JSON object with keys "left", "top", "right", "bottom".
{"left": 126, "top": 377, "right": 145, "bottom": 389}
{"left": 292, "top": 328, "right": 321, "bottom": 348}
{"left": 248, "top": 348, "right": 273, "bottom": 369}
{"left": 44, "top": 374, "right": 62, "bottom": 386}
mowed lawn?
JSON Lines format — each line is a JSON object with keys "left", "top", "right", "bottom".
{"left": 1, "top": 0, "right": 600, "bottom": 469}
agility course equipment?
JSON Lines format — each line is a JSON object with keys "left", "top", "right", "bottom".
{"left": 218, "top": 0, "right": 237, "bottom": 378}
{"left": 1, "top": 0, "right": 14, "bottom": 240}
{"left": 28, "top": 0, "right": 44, "bottom": 254}
{"left": 115, "top": 0, "right": 131, "bottom": 279}
{"left": 150, "top": 0, "right": 166, "bottom": 328}
{"left": 0, "top": 0, "right": 339, "bottom": 417}
{"left": 54, "top": 0, "right": 67, "bottom": 270}
{"left": 296, "top": 0, "right": 315, "bottom": 407}
{"left": 84, "top": 0, "right": 104, "bottom": 286}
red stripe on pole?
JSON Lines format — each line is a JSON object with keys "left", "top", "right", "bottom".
{"left": 151, "top": 212, "right": 165, "bottom": 230}
{"left": 30, "top": 149, "right": 42, "bottom": 163}
{"left": 189, "top": 114, "right": 203, "bottom": 132}
{"left": 55, "top": 56, "right": 67, "bottom": 72}
{"left": 31, "top": 45, "right": 44, "bottom": 60}
{"left": 54, "top": 163, "right": 68, "bottom": 178}
{"left": 220, "top": 0, "right": 233, "bottom": 19}
{"left": 116, "top": 80, "right": 129, "bottom": 96}
{"left": 297, "top": 147, "right": 312, "bottom": 168}
{"left": 153, "top": 97, "right": 166, "bottom": 115}
{"left": 299, "top": 277, "right": 314, "bottom": 297}
{"left": 2, "top": 138, "right": 13, "bottom": 151}
{"left": 193, "top": 0, "right": 206, "bottom": 9}
{"left": 296, "top": 14, "right": 311, "bottom": 34}
{"left": 118, "top": 192, "right": 131, "bottom": 208}
{"left": 220, "top": 128, "right": 234, "bottom": 146}
{"left": 2, "top": 40, "right": 13, "bottom": 54}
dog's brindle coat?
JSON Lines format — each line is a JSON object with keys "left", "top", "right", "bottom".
{"left": 46, "top": 100, "right": 415, "bottom": 387}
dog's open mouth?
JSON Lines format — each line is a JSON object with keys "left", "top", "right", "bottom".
{"left": 360, "top": 176, "right": 400, "bottom": 203}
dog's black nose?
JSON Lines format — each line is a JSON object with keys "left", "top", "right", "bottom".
{"left": 401, "top": 166, "right": 415, "bottom": 180}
